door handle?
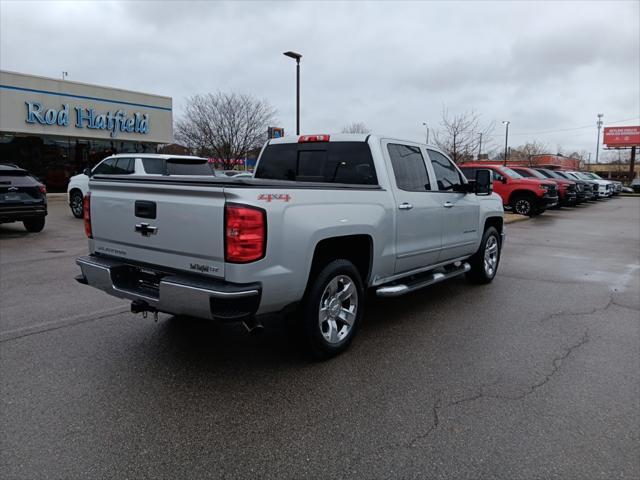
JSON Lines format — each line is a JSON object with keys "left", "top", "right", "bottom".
{"left": 398, "top": 202, "right": 413, "bottom": 210}
{"left": 443, "top": 201, "right": 454, "bottom": 208}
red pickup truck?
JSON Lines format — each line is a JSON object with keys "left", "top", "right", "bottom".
{"left": 510, "top": 166, "right": 578, "bottom": 207}
{"left": 460, "top": 163, "right": 558, "bottom": 216}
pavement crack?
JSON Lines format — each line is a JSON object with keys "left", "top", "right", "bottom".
{"left": 407, "top": 329, "right": 590, "bottom": 447}
{"left": 539, "top": 297, "right": 613, "bottom": 324}
{"left": 489, "top": 329, "right": 590, "bottom": 401}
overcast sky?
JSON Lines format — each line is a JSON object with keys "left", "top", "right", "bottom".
{"left": 1, "top": 0, "right": 639, "bottom": 157}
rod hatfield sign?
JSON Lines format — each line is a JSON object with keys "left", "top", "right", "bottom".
{"left": 603, "top": 126, "right": 640, "bottom": 147}
{"left": 26, "top": 102, "right": 149, "bottom": 138}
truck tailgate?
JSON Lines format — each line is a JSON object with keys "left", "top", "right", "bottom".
{"left": 89, "top": 179, "right": 226, "bottom": 278}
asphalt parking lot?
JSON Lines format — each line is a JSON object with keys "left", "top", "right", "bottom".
{"left": 1, "top": 196, "right": 639, "bottom": 479}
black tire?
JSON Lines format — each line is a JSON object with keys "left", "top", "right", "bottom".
{"left": 23, "top": 217, "right": 45, "bottom": 233}
{"left": 298, "top": 259, "right": 364, "bottom": 360}
{"left": 511, "top": 194, "right": 536, "bottom": 217}
{"left": 70, "top": 190, "right": 84, "bottom": 218}
{"left": 467, "top": 226, "right": 501, "bottom": 284}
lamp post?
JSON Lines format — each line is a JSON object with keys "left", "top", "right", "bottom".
{"left": 283, "top": 51, "right": 302, "bottom": 135}
{"left": 422, "top": 122, "right": 429, "bottom": 144}
{"left": 595, "top": 113, "right": 603, "bottom": 164}
{"left": 477, "top": 132, "right": 483, "bottom": 160}
{"left": 502, "top": 121, "right": 510, "bottom": 166}
{"left": 62, "top": 71, "right": 68, "bottom": 81}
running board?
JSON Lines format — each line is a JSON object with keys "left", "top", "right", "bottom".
{"left": 376, "top": 262, "right": 471, "bottom": 297}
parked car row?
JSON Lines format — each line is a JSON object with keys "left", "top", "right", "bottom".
{"left": 459, "top": 163, "right": 622, "bottom": 216}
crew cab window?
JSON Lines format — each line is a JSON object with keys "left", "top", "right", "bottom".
{"left": 112, "top": 158, "right": 134, "bottom": 174}
{"left": 92, "top": 159, "right": 117, "bottom": 174}
{"left": 387, "top": 143, "right": 431, "bottom": 191}
{"left": 427, "top": 150, "right": 464, "bottom": 191}
{"left": 255, "top": 142, "right": 377, "bottom": 185}
{"left": 141, "top": 158, "right": 214, "bottom": 175}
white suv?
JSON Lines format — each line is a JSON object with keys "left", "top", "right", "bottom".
{"left": 66, "top": 154, "right": 212, "bottom": 218}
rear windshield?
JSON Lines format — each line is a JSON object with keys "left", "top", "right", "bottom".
{"left": 255, "top": 142, "right": 378, "bottom": 185}
{"left": 142, "top": 158, "right": 214, "bottom": 176}
{"left": 0, "top": 169, "right": 28, "bottom": 177}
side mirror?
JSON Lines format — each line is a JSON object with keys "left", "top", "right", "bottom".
{"left": 475, "top": 169, "right": 493, "bottom": 195}
{"left": 501, "top": 177, "right": 507, "bottom": 184}
{"left": 83, "top": 167, "right": 92, "bottom": 177}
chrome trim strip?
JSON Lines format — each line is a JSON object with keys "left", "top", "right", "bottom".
{"left": 396, "top": 245, "right": 441, "bottom": 259}
{"left": 160, "top": 280, "right": 259, "bottom": 298}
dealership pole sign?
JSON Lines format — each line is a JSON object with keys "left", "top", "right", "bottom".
{"left": 603, "top": 126, "right": 640, "bottom": 148}
{"left": 25, "top": 102, "right": 150, "bottom": 138}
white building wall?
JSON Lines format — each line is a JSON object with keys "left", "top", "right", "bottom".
{"left": 0, "top": 70, "right": 172, "bottom": 144}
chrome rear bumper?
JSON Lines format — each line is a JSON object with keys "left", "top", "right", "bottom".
{"left": 76, "top": 255, "right": 261, "bottom": 320}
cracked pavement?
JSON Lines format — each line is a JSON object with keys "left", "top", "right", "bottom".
{"left": 1, "top": 197, "right": 639, "bottom": 479}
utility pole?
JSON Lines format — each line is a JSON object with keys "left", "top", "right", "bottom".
{"left": 502, "top": 121, "right": 510, "bottom": 166}
{"left": 477, "top": 132, "right": 483, "bottom": 160}
{"left": 422, "top": 122, "right": 429, "bottom": 144}
{"left": 283, "top": 51, "right": 302, "bottom": 135}
{"left": 629, "top": 146, "right": 637, "bottom": 184}
{"left": 595, "top": 113, "right": 603, "bottom": 164}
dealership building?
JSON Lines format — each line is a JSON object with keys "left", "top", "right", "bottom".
{"left": 0, "top": 70, "right": 173, "bottom": 191}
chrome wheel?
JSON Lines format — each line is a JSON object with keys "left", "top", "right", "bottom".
{"left": 71, "top": 192, "right": 83, "bottom": 218}
{"left": 515, "top": 199, "right": 531, "bottom": 215}
{"left": 484, "top": 235, "right": 499, "bottom": 277}
{"left": 318, "top": 274, "right": 358, "bottom": 344}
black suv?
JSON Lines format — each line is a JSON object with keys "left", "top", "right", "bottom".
{"left": 0, "top": 164, "right": 47, "bottom": 232}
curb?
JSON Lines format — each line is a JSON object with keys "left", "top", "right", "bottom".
{"left": 504, "top": 213, "right": 529, "bottom": 225}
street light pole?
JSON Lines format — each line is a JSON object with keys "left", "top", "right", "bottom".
{"left": 283, "top": 51, "right": 302, "bottom": 135}
{"left": 502, "top": 121, "right": 510, "bottom": 166}
{"left": 422, "top": 122, "right": 429, "bottom": 144}
{"left": 478, "top": 132, "right": 483, "bottom": 160}
{"left": 595, "top": 113, "right": 603, "bottom": 164}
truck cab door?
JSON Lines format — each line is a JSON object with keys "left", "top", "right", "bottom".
{"left": 426, "top": 149, "right": 480, "bottom": 261}
{"left": 384, "top": 142, "right": 443, "bottom": 274}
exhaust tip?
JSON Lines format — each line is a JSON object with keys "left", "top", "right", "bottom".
{"left": 242, "top": 317, "right": 264, "bottom": 335}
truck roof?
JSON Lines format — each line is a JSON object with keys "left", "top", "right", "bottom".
{"left": 268, "top": 133, "right": 370, "bottom": 144}
{"left": 268, "top": 133, "right": 442, "bottom": 149}
{"left": 104, "top": 153, "right": 208, "bottom": 161}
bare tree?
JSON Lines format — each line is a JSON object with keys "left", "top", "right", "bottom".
{"left": 509, "top": 141, "right": 549, "bottom": 162}
{"left": 432, "top": 109, "right": 494, "bottom": 163}
{"left": 175, "top": 92, "right": 277, "bottom": 169}
{"left": 341, "top": 122, "right": 370, "bottom": 134}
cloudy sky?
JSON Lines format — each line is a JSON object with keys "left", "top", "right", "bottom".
{"left": 1, "top": 0, "right": 638, "bottom": 157}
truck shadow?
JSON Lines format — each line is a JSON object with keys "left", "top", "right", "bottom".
{"left": 155, "top": 277, "right": 473, "bottom": 370}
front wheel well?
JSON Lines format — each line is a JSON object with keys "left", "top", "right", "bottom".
{"left": 308, "top": 235, "right": 373, "bottom": 287}
{"left": 484, "top": 216, "right": 503, "bottom": 237}
{"left": 508, "top": 189, "right": 538, "bottom": 205}
{"left": 69, "top": 188, "right": 83, "bottom": 198}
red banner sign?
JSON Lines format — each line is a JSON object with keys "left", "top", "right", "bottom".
{"left": 603, "top": 126, "right": 640, "bottom": 147}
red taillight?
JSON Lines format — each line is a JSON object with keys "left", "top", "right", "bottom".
{"left": 38, "top": 184, "right": 46, "bottom": 194}
{"left": 298, "top": 134, "right": 330, "bottom": 143}
{"left": 83, "top": 192, "right": 92, "bottom": 238}
{"left": 225, "top": 203, "right": 266, "bottom": 263}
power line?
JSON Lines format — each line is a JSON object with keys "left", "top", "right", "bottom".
{"left": 482, "top": 116, "right": 640, "bottom": 138}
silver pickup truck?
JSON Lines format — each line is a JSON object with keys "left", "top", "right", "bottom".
{"left": 76, "top": 134, "right": 504, "bottom": 358}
